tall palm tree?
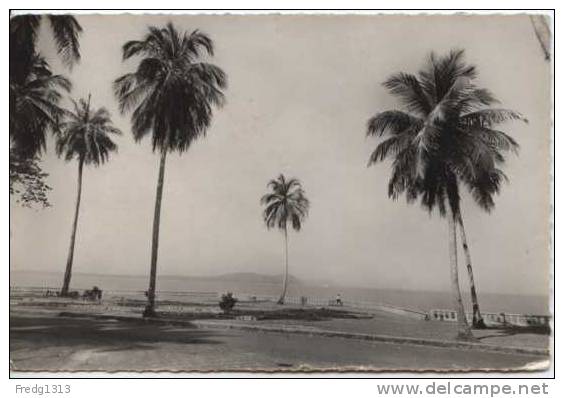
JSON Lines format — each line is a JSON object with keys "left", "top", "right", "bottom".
{"left": 261, "top": 174, "right": 310, "bottom": 304}
{"left": 366, "top": 50, "right": 525, "bottom": 338}
{"left": 10, "top": 14, "right": 82, "bottom": 84}
{"left": 114, "top": 23, "right": 227, "bottom": 317}
{"left": 56, "top": 95, "right": 121, "bottom": 296}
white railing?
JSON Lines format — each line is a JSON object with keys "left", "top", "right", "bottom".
{"left": 429, "top": 308, "right": 551, "bottom": 326}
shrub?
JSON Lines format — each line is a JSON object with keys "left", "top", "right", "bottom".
{"left": 219, "top": 292, "right": 238, "bottom": 313}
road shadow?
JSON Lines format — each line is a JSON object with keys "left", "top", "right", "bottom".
{"left": 10, "top": 314, "right": 225, "bottom": 354}
{"left": 474, "top": 324, "right": 551, "bottom": 342}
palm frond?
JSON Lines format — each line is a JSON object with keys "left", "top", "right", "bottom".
{"left": 466, "top": 168, "right": 508, "bottom": 212}
{"left": 369, "top": 136, "right": 401, "bottom": 165}
{"left": 10, "top": 54, "right": 70, "bottom": 156}
{"left": 366, "top": 111, "right": 423, "bottom": 137}
{"left": 383, "top": 72, "right": 432, "bottom": 116}
{"left": 184, "top": 29, "right": 215, "bottom": 58}
{"left": 465, "top": 126, "right": 520, "bottom": 154}
{"left": 47, "top": 15, "right": 82, "bottom": 67}
{"left": 461, "top": 109, "right": 528, "bottom": 127}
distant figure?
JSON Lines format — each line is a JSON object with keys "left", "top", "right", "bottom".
{"left": 336, "top": 293, "right": 343, "bottom": 306}
{"left": 82, "top": 286, "right": 102, "bottom": 301}
{"left": 92, "top": 286, "right": 102, "bottom": 300}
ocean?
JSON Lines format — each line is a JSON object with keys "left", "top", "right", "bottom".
{"left": 9, "top": 270, "right": 550, "bottom": 315}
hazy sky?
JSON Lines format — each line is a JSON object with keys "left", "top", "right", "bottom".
{"left": 10, "top": 14, "right": 551, "bottom": 296}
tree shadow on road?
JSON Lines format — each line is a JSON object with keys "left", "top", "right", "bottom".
{"left": 10, "top": 314, "right": 226, "bottom": 354}
{"left": 474, "top": 324, "right": 551, "bottom": 342}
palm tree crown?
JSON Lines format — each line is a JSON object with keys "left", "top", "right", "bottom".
{"left": 10, "top": 54, "right": 71, "bottom": 156}
{"left": 261, "top": 174, "right": 310, "bottom": 231}
{"left": 113, "top": 22, "right": 227, "bottom": 153}
{"left": 366, "top": 49, "right": 526, "bottom": 338}
{"left": 367, "top": 49, "right": 525, "bottom": 214}
{"left": 56, "top": 96, "right": 122, "bottom": 165}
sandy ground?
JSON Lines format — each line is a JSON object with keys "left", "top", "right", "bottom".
{"left": 10, "top": 312, "right": 547, "bottom": 372}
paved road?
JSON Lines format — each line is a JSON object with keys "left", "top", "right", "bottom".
{"left": 10, "top": 313, "right": 547, "bottom": 372}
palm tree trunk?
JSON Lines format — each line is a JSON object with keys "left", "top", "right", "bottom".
{"left": 530, "top": 15, "right": 551, "bottom": 61}
{"left": 446, "top": 202, "right": 474, "bottom": 340}
{"left": 143, "top": 149, "right": 167, "bottom": 317}
{"left": 277, "top": 225, "right": 289, "bottom": 304}
{"left": 457, "top": 211, "right": 486, "bottom": 329}
{"left": 60, "top": 158, "right": 84, "bottom": 296}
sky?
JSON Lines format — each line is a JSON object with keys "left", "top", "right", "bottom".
{"left": 10, "top": 13, "right": 552, "bottom": 296}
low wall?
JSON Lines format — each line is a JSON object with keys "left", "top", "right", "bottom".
{"left": 429, "top": 308, "right": 551, "bottom": 327}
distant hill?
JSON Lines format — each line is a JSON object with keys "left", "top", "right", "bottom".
{"left": 163, "top": 272, "right": 303, "bottom": 285}
{"left": 11, "top": 269, "right": 306, "bottom": 286}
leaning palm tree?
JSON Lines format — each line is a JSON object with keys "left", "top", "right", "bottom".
{"left": 56, "top": 95, "right": 121, "bottom": 296}
{"left": 114, "top": 23, "right": 227, "bottom": 317}
{"left": 261, "top": 174, "right": 310, "bottom": 304}
{"left": 367, "top": 50, "right": 525, "bottom": 338}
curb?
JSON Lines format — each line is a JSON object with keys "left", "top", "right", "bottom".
{"left": 191, "top": 320, "right": 548, "bottom": 357}
{"left": 58, "top": 311, "right": 549, "bottom": 357}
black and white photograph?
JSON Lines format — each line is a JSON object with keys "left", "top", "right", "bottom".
{"left": 8, "top": 10, "right": 553, "bottom": 375}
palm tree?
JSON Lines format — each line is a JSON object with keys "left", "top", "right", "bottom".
{"left": 10, "top": 14, "right": 82, "bottom": 84}
{"left": 10, "top": 14, "right": 81, "bottom": 206}
{"left": 366, "top": 50, "right": 525, "bottom": 338}
{"left": 114, "top": 23, "right": 227, "bottom": 317}
{"left": 10, "top": 54, "right": 70, "bottom": 208}
{"left": 261, "top": 174, "right": 310, "bottom": 304}
{"left": 56, "top": 95, "right": 121, "bottom": 296}
{"left": 10, "top": 53, "right": 71, "bottom": 157}
{"left": 530, "top": 15, "right": 551, "bottom": 61}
